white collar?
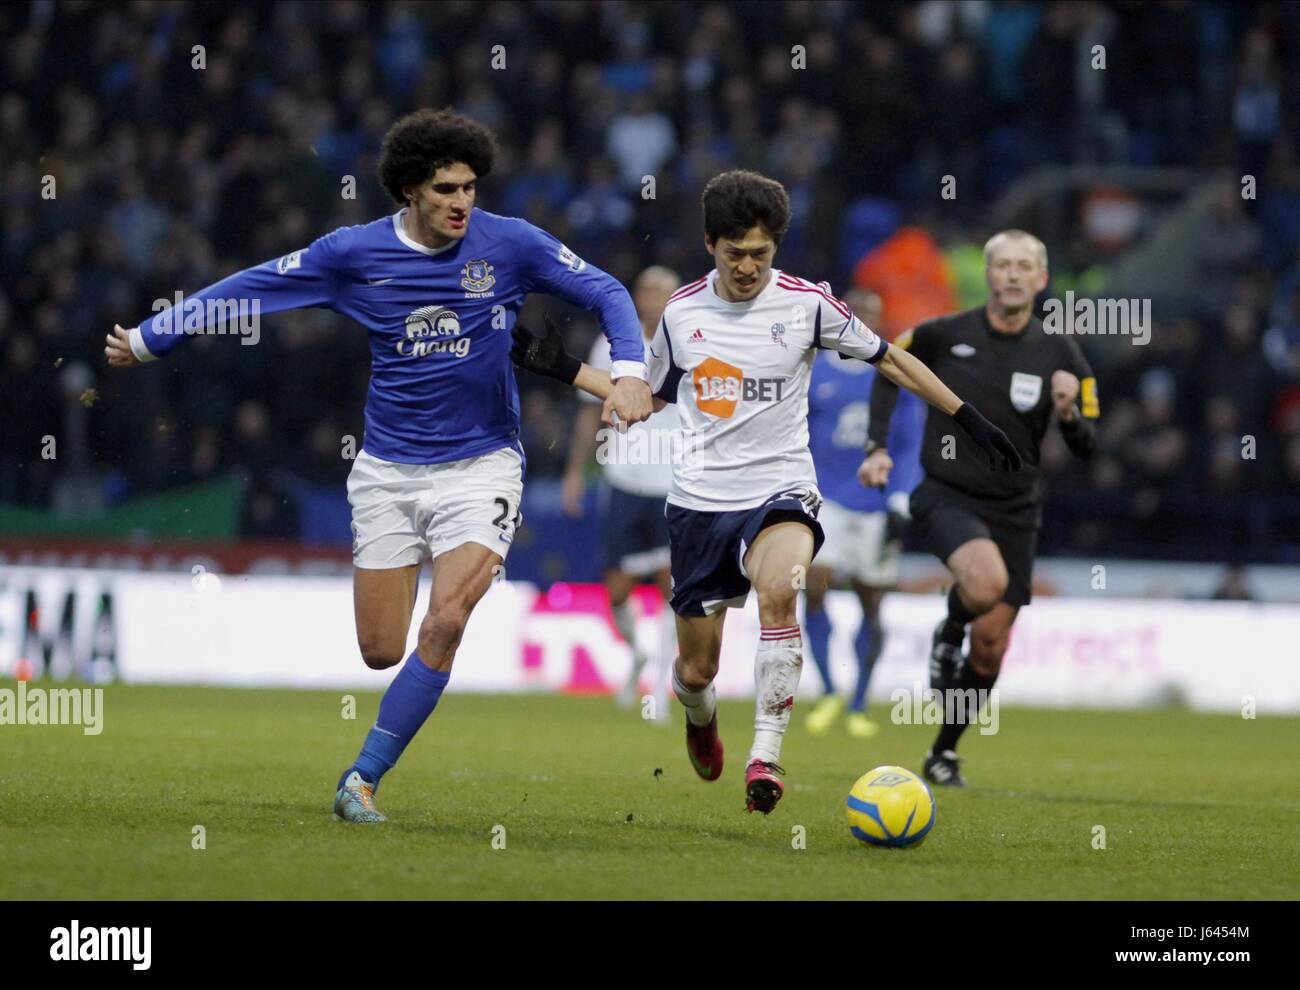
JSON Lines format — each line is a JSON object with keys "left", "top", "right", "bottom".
{"left": 392, "top": 209, "right": 460, "bottom": 256}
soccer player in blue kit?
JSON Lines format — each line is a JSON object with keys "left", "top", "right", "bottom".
{"left": 105, "top": 110, "right": 653, "bottom": 822}
{"left": 804, "top": 288, "right": 925, "bottom": 738}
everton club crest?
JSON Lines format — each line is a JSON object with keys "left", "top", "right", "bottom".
{"left": 461, "top": 259, "right": 496, "bottom": 297}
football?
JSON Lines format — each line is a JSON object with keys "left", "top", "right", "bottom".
{"left": 846, "top": 766, "right": 937, "bottom": 849}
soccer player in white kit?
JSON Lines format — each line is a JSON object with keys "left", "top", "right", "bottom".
{"left": 512, "top": 171, "right": 1020, "bottom": 814}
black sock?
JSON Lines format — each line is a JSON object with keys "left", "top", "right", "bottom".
{"left": 939, "top": 586, "right": 974, "bottom": 645}
{"left": 932, "top": 666, "right": 998, "bottom": 754}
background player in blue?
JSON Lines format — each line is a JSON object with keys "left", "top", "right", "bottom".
{"left": 804, "top": 288, "right": 924, "bottom": 738}
{"left": 104, "top": 109, "right": 653, "bottom": 822}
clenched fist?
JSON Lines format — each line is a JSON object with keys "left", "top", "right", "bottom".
{"left": 857, "top": 449, "right": 893, "bottom": 491}
{"left": 604, "top": 376, "right": 653, "bottom": 430}
{"left": 1051, "top": 370, "right": 1080, "bottom": 422}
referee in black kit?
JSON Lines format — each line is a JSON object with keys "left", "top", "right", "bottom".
{"left": 863, "top": 230, "right": 1100, "bottom": 786}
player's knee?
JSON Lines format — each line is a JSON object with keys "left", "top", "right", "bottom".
{"left": 675, "top": 652, "right": 717, "bottom": 688}
{"left": 358, "top": 641, "right": 405, "bottom": 671}
{"left": 755, "top": 578, "right": 799, "bottom": 623}
{"left": 962, "top": 572, "right": 1007, "bottom": 614}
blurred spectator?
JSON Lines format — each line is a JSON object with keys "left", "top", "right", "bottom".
{"left": 1125, "top": 369, "right": 1189, "bottom": 490}
{"left": 606, "top": 92, "right": 677, "bottom": 191}
{"left": 852, "top": 227, "right": 957, "bottom": 341}
{"left": 1194, "top": 182, "right": 1263, "bottom": 319}
{"left": 1210, "top": 303, "right": 1277, "bottom": 436}
{"left": 1263, "top": 285, "right": 1300, "bottom": 380}
{"left": 1234, "top": 27, "right": 1283, "bottom": 181}
{"left": 565, "top": 157, "right": 634, "bottom": 255}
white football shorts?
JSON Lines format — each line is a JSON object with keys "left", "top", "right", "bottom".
{"left": 815, "top": 499, "right": 900, "bottom": 587}
{"left": 346, "top": 446, "right": 524, "bottom": 569}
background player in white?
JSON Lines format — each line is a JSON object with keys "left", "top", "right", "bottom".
{"left": 562, "top": 266, "right": 681, "bottom": 713}
{"left": 512, "top": 170, "right": 1020, "bottom": 814}
{"left": 803, "top": 288, "right": 925, "bottom": 739}
{"left": 105, "top": 109, "right": 653, "bottom": 823}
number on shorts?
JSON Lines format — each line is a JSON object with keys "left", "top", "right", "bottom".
{"left": 492, "top": 497, "right": 522, "bottom": 531}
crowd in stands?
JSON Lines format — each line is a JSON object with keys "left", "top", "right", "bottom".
{"left": 2, "top": 1, "right": 1299, "bottom": 560}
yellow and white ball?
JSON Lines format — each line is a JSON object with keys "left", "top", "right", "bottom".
{"left": 846, "top": 766, "right": 936, "bottom": 848}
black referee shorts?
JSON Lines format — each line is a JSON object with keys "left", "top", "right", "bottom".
{"left": 909, "top": 478, "right": 1038, "bottom": 607}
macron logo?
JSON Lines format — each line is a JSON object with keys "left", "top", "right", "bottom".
{"left": 50, "top": 920, "right": 151, "bottom": 970}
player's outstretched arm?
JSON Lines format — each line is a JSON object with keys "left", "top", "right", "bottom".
{"left": 876, "top": 344, "right": 1022, "bottom": 472}
{"left": 516, "top": 221, "right": 652, "bottom": 425}
{"left": 106, "top": 232, "right": 346, "bottom": 368}
{"left": 510, "top": 319, "right": 665, "bottom": 424}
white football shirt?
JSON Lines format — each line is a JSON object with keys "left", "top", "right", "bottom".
{"left": 648, "top": 269, "right": 888, "bottom": 511}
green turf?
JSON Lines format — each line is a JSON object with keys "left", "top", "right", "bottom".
{"left": 1, "top": 683, "right": 1296, "bottom": 900}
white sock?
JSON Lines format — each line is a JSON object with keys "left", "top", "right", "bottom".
{"left": 612, "top": 599, "right": 647, "bottom": 680}
{"left": 751, "top": 625, "right": 803, "bottom": 764}
{"left": 672, "top": 660, "right": 716, "bottom": 727}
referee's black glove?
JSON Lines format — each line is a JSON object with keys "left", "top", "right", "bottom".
{"left": 954, "top": 403, "right": 1023, "bottom": 471}
{"left": 510, "top": 315, "right": 581, "bottom": 385}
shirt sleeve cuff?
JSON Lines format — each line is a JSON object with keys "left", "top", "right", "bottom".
{"left": 128, "top": 325, "right": 159, "bottom": 363}
{"left": 610, "top": 360, "right": 647, "bottom": 382}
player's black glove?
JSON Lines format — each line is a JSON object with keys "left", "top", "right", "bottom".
{"left": 510, "top": 315, "right": 581, "bottom": 385}
{"left": 953, "top": 402, "right": 1023, "bottom": 471}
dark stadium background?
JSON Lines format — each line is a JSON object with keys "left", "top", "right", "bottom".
{"left": 3, "top": 0, "right": 1299, "bottom": 580}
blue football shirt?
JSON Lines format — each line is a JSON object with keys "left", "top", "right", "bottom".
{"left": 130, "top": 208, "right": 646, "bottom": 463}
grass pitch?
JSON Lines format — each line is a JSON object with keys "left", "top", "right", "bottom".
{"left": 2, "top": 684, "right": 1296, "bottom": 900}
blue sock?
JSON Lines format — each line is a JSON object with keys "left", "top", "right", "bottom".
{"left": 804, "top": 604, "right": 835, "bottom": 693}
{"left": 850, "top": 615, "right": 883, "bottom": 712}
{"left": 343, "top": 651, "right": 449, "bottom": 789}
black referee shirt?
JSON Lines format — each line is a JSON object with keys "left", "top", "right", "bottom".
{"left": 869, "top": 306, "right": 1099, "bottom": 525}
